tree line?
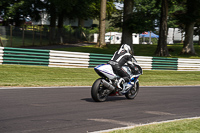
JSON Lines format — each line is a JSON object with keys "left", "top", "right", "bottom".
{"left": 0, "top": 0, "right": 200, "bottom": 56}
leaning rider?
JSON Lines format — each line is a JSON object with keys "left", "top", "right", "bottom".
{"left": 108, "top": 44, "right": 135, "bottom": 90}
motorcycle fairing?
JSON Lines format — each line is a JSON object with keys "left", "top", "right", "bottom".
{"left": 94, "top": 64, "right": 118, "bottom": 80}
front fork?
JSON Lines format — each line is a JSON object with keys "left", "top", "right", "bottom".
{"left": 125, "top": 77, "right": 139, "bottom": 92}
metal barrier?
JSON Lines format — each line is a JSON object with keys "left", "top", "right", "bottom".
{"left": 89, "top": 53, "right": 113, "bottom": 68}
{"left": 0, "top": 47, "right": 3, "bottom": 65}
{"left": 0, "top": 47, "right": 49, "bottom": 66}
{"left": 49, "top": 50, "right": 90, "bottom": 68}
{"left": 0, "top": 47, "right": 200, "bottom": 71}
{"left": 178, "top": 58, "right": 200, "bottom": 71}
{"left": 152, "top": 57, "right": 178, "bottom": 70}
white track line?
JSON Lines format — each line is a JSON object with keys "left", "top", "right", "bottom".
{"left": 88, "top": 118, "right": 136, "bottom": 126}
{"left": 88, "top": 117, "right": 200, "bottom": 133}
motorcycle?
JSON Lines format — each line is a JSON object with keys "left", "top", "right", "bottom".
{"left": 91, "top": 56, "right": 143, "bottom": 102}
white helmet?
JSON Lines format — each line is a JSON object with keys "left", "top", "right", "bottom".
{"left": 120, "top": 44, "right": 132, "bottom": 54}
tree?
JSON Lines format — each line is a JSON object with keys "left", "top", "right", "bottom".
{"left": 45, "top": 0, "right": 101, "bottom": 44}
{"left": 183, "top": 21, "right": 196, "bottom": 55}
{"left": 48, "top": 1, "right": 57, "bottom": 44}
{"left": 44, "top": 0, "right": 78, "bottom": 44}
{"left": 97, "top": 0, "right": 116, "bottom": 47}
{"left": 155, "top": 0, "right": 170, "bottom": 56}
{"left": 0, "top": 0, "right": 11, "bottom": 25}
{"left": 2, "top": 0, "right": 44, "bottom": 26}
{"left": 173, "top": 0, "right": 200, "bottom": 55}
{"left": 111, "top": 0, "right": 159, "bottom": 54}
{"left": 131, "top": 0, "right": 158, "bottom": 32}
{"left": 121, "top": 0, "right": 134, "bottom": 54}
{"left": 112, "top": 0, "right": 159, "bottom": 54}
{"left": 181, "top": 0, "right": 200, "bottom": 55}
{"left": 167, "top": 3, "right": 184, "bottom": 43}
{"left": 97, "top": 0, "right": 107, "bottom": 48}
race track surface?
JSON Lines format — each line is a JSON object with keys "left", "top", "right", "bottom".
{"left": 0, "top": 86, "right": 200, "bottom": 133}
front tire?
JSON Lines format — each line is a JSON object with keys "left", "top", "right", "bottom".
{"left": 125, "top": 81, "right": 139, "bottom": 99}
{"left": 91, "top": 78, "right": 108, "bottom": 102}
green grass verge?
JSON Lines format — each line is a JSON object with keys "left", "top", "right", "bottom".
{"left": 55, "top": 44, "right": 200, "bottom": 59}
{"left": 0, "top": 65, "right": 200, "bottom": 87}
{"left": 106, "top": 118, "right": 200, "bottom": 133}
{"left": 0, "top": 65, "right": 97, "bottom": 87}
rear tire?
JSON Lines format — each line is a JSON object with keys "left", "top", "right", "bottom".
{"left": 125, "top": 82, "right": 139, "bottom": 99}
{"left": 91, "top": 78, "right": 108, "bottom": 102}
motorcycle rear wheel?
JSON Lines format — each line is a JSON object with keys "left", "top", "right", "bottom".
{"left": 125, "top": 82, "right": 139, "bottom": 99}
{"left": 91, "top": 78, "right": 108, "bottom": 102}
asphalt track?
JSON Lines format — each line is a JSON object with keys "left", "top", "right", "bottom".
{"left": 0, "top": 86, "right": 200, "bottom": 133}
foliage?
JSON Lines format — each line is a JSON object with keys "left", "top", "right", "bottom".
{"left": 59, "top": 0, "right": 99, "bottom": 19}
{"left": 2, "top": 0, "right": 45, "bottom": 25}
{"left": 63, "top": 25, "right": 74, "bottom": 33}
{"left": 173, "top": 0, "right": 200, "bottom": 55}
{"left": 167, "top": 1, "right": 185, "bottom": 28}
{"left": 173, "top": 0, "right": 200, "bottom": 28}
{"left": 110, "top": 0, "right": 160, "bottom": 34}
{"left": 106, "top": 26, "right": 121, "bottom": 32}
{"left": 126, "top": 11, "right": 155, "bottom": 33}
{"left": 1, "top": 0, "right": 200, "bottom": 55}
{"left": 106, "top": 1, "right": 117, "bottom": 20}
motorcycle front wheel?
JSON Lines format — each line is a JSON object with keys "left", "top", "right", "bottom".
{"left": 91, "top": 78, "right": 109, "bottom": 102}
{"left": 125, "top": 81, "right": 139, "bottom": 99}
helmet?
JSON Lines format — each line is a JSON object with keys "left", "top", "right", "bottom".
{"left": 120, "top": 44, "right": 132, "bottom": 54}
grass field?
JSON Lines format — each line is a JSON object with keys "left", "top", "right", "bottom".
{"left": 55, "top": 43, "right": 200, "bottom": 59}
{"left": 0, "top": 65, "right": 200, "bottom": 87}
{"left": 106, "top": 117, "right": 200, "bottom": 133}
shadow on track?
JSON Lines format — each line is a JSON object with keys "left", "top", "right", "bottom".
{"left": 81, "top": 96, "right": 128, "bottom": 102}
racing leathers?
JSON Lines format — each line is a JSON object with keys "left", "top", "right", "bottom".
{"left": 108, "top": 49, "right": 135, "bottom": 89}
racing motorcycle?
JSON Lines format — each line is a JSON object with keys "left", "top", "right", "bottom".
{"left": 91, "top": 56, "right": 142, "bottom": 102}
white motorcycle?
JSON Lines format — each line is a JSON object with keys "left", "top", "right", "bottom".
{"left": 91, "top": 56, "right": 143, "bottom": 102}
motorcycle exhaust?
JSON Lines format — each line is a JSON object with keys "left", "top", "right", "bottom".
{"left": 101, "top": 79, "right": 115, "bottom": 91}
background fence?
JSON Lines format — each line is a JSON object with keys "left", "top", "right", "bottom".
{"left": 1, "top": 47, "right": 200, "bottom": 71}
{"left": 0, "top": 26, "right": 94, "bottom": 48}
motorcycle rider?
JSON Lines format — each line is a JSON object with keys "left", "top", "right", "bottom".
{"left": 108, "top": 44, "right": 135, "bottom": 90}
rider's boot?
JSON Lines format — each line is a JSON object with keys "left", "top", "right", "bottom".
{"left": 117, "top": 78, "right": 125, "bottom": 90}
